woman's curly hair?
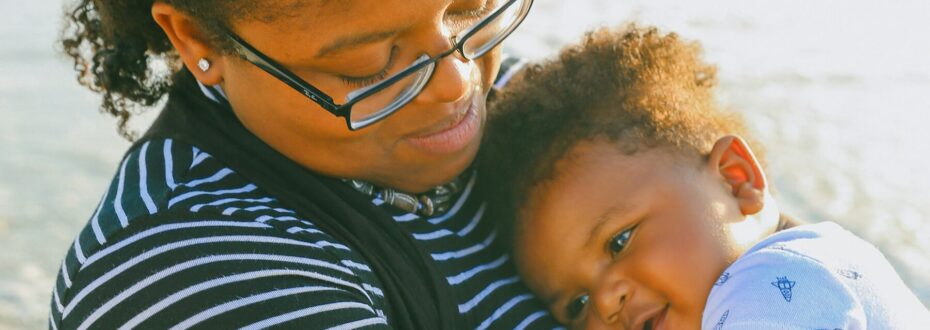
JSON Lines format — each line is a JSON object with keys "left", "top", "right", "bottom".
{"left": 480, "top": 25, "right": 761, "bottom": 226}
{"left": 60, "top": 0, "right": 277, "bottom": 139}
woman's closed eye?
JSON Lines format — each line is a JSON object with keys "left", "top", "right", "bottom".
{"left": 452, "top": 0, "right": 496, "bottom": 20}
{"left": 339, "top": 46, "right": 398, "bottom": 88}
{"left": 445, "top": 0, "right": 496, "bottom": 33}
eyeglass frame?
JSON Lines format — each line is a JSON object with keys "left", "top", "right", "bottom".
{"left": 221, "top": 0, "right": 533, "bottom": 130}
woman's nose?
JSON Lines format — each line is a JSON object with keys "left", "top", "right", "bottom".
{"left": 591, "top": 275, "right": 633, "bottom": 325}
{"left": 414, "top": 53, "right": 475, "bottom": 105}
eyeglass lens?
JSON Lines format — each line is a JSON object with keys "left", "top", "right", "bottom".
{"left": 346, "top": 0, "right": 530, "bottom": 129}
{"left": 348, "top": 56, "right": 436, "bottom": 129}
{"left": 462, "top": 0, "right": 530, "bottom": 59}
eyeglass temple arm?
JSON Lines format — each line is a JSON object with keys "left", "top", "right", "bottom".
{"left": 223, "top": 30, "right": 341, "bottom": 113}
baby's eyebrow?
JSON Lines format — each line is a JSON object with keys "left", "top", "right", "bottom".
{"left": 544, "top": 289, "right": 563, "bottom": 307}
{"left": 546, "top": 297, "right": 566, "bottom": 322}
{"left": 584, "top": 203, "right": 635, "bottom": 248}
{"left": 538, "top": 284, "right": 566, "bottom": 317}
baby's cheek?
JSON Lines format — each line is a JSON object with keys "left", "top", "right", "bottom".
{"left": 512, "top": 232, "right": 557, "bottom": 299}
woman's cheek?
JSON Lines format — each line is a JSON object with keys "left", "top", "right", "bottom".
{"left": 479, "top": 48, "right": 503, "bottom": 89}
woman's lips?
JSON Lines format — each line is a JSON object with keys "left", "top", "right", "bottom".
{"left": 403, "top": 99, "right": 481, "bottom": 155}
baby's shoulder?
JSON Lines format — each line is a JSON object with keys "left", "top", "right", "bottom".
{"left": 702, "top": 222, "right": 930, "bottom": 329}
{"left": 702, "top": 242, "right": 867, "bottom": 330}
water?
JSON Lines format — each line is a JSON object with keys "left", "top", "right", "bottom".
{"left": 1, "top": 0, "right": 928, "bottom": 328}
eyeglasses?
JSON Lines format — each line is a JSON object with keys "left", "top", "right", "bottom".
{"left": 224, "top": 0, "right": 534, "bottom": 130}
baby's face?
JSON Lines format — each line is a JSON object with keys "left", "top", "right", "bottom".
{"left": 515, "top": 142, "right": 748, "bottom": 329}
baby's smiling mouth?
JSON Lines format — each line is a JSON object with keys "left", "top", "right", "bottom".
{"left": 640, "top": 304, "right": 668, "bottom": 330}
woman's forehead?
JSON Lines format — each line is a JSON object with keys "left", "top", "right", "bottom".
{"left": 225, "top": 0, "right": 443, "bottom": 63}
{"left": 244, "top": 0, "right": 465, "bottom": 24}
{"left": 230, "top": 0, "right": 358, "bottom": 27}
{"left": 234, "top": 0, "right": 451, "bottom": 43}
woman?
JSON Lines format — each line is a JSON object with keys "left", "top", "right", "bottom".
{"left": 51, "top": 0, "right": 556, "bottom": 328}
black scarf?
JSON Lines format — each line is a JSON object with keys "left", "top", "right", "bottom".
{"left": 140, "top": 70, "right": 459, "bottom": 329}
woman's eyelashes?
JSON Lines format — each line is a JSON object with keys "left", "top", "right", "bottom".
{"left": 340, "top": 46, "right": 398, "bottom": 88}
{"left": 455, "top": 0, "right": 495, "bottom": 19}
{"left": 341, "top": 70, "right": 388, "bottom": 88}
{"left": 446, "top": 0, "right": 495, "bottom": 33}
{"left": 339, "top": 0, "right": 493, "bottom": 89}
{"left": 608, "top": 225, "right": 637, "bottom": 256}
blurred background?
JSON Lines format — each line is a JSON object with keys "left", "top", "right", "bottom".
{"left": 1, "top": 0, "right": 928, "bottom": 328}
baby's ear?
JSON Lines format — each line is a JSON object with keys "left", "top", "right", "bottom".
{"left": 707, "top": 136, "right": 767, "bottom": 215}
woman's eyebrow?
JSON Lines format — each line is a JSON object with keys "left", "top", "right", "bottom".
{"left": 316, "top": 25, "right": 410, "bottom": 58}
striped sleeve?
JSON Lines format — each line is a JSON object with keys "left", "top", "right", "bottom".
{"left": 51, "top": 134, "right": 562, "bottom": 328}
{"left": 55, "top": 216, "right": 390, "bottom": 330}
{"left": 50, "top": 138, "right": 391, "bottom": 329}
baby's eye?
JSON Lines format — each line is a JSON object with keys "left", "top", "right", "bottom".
{"left": 566, "top": 294, "right": 589, "bottom": 321}
{"left": 608, "top": 226, "right": 636, "bottom": 255}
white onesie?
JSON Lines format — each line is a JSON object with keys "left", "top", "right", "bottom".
{"left": 701, "top": 222, "right": 929, "bottom": 329}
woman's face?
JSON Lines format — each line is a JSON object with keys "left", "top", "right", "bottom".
{"left": 217, "top": 0, "right": 502, "bottom": 192}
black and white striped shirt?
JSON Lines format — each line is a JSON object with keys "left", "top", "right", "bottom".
{"left": 50, "top": 58, "right": 560, "bottom": 329}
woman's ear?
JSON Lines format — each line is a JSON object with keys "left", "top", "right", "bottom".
{"left": 707, "top": 135, "right": 767, "bottom": 215}
{"left": 152, "top": 3, "right": 224, "bottom": 85}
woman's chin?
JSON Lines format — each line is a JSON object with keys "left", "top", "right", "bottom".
{"left": 387, "top": 138, "right": 482, "bottom": 193}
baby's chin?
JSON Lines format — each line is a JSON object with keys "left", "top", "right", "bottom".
{"left": 662, "top": 304, "right": 706, "bottom": 330}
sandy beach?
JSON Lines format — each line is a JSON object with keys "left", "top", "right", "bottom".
{"left": 1, "top": 0, "right": 929, "bottom": 328}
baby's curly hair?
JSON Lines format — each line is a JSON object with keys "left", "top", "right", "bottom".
{"left": 481, "top": 25, "right": 758, "bottom": 228}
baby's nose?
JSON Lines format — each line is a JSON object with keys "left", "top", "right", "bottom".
{"left": 591, "top": 277, "right": 633, "bottom": 325}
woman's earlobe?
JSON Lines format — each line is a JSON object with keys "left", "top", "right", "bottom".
{"left": 192, "top": 56, "right": 224, "bottom": 85}
{"left": 198, "top": 58, "right": 212, "bottom": 72}
{"left": 151, "top": 3, "right": 224, "bottom": 85}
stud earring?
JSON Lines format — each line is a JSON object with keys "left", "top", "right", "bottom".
{"left": 197, "top": 58, "right": 211, "bottom": 72}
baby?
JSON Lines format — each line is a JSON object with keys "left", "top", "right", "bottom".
{"left": 481, "top": 25, "right": 930, "bottom": 329}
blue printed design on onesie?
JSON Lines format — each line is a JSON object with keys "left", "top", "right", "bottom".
{"left": 715, "top": 272, "right": 731, "bottom": 286}
{"left": 713, "top": 310, "right": 729, "bottom": 330}
{"left": 836, "top": 268, "right": 862, "bottom": 280}
{"left": 771, "top": 276, "right": 796, "bottom": 302}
